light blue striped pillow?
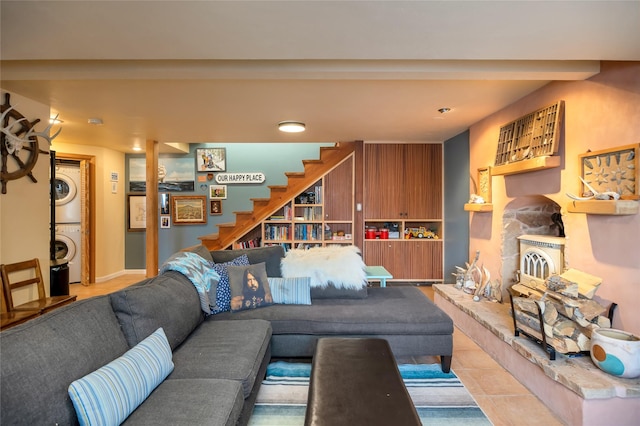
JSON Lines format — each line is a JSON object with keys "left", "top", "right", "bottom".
{"left": 68, "top": 327, "right": 174, "bottom": 426}
{"left": 268, "top": 277, "right": 312, "bottom": 305}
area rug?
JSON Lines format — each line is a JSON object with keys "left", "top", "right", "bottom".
{"left": 248, "top": 361, "right": 492, "bottom": 425}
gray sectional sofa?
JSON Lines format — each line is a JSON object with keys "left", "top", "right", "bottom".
{"left": 0, "top": 245, "right": 453, "bottom": 426}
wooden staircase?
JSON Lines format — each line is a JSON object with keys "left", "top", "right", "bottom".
{"left": 198, "top": 141, "right": 356, "bottom": 251}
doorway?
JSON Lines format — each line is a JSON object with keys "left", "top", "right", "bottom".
{"left": 54, "top": 153, "right": 95, "bottom": 285}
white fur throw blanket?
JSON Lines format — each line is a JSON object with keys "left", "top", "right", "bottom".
{"left": 280, "top": 245, "right": 367, "bottom": 289}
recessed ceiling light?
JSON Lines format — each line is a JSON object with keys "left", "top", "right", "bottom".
{"left": 49, "top": 116, "right": 63, "bottom": 125}
{"left": 278, "top": 121, "right": 306, "bottom": 133}
{"left": 438, "top": 107, "right": 452, "bottom": 114}
{"left": 87, "top": 118, "right": 104, "bottom": 125}
{"left": 132, "top": 146, "right": 142, "bottom": 152}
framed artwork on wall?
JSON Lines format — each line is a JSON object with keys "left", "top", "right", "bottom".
{"left": 196, "top": 148, "right": 226, "bottom": 172}
{"left": 159, "top": 193, "right": 170, "bottom": 215}
{"left": 210, "top": 200, "right": 222, "bottom": 215}
{"left": 477, "top": 167, "right": 492, "bottom": 203}
{"left": 127, "top": 193, "right": 146, "bottom": 232}
{"left": 160, "top": 215, "right": 171, "bottom": 229}
{"left": 209, "top": 184, "right": 227, "bottom": 199}
{"left": 172, "top": 195, "right": 207, "bottom": 225}
{"left": 579, "top": 143, "right": 639, "bottom": 199}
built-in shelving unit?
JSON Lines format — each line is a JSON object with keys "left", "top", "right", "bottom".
{"left": 363, "top": 143, "right": 443, "bottom": 282}
{"left": 259, "top": 157, "right": 355, "bottom": 250}
{"left": 566, "top": 200, "right": 639, "bottom": 215}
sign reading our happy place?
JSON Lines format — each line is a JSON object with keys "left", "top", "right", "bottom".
{"left": 215, "top": 173, "right": 265, "bottom": 184}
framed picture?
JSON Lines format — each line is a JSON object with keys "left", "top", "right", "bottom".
{"left": 129, "top": 157, "right": 196, "bottom": 192}
{"left": 209, "top": 184, "right": 227, "bottom": 199}
{"left": 477, "top": 167, "right": 492, "bottom": 203}
{"left": 197, "top": 148, "right": 226, "bottom": 172}
{"left": 127, "top": 193, "right": 146, "bottom": 231}
{"left": 160, "top": 215, "right": 171, "bottom": 229}
{"left": 579, "top": 143, "right": 639, "bottom": 199}
{"left": 210, "top": 200, "right": 222, "bottom": 215}
{"left": 159, "top": 193, "right": 170, "bottom": 215}
{"left": 172, "top": 195, "right": 207, "bottom": 225}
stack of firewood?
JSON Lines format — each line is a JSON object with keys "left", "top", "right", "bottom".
{"left": 510, "top": 270, "right": 610, "bottom": 354}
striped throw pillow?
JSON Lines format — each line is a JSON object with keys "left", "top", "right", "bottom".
{"left": 68, "top": 327, "right": 174, "bottom": 425}
{"left": 268, "top": 277, "right": 312, "bottom": 305}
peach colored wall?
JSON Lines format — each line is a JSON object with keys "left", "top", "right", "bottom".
{"left": 468, "top": 62, "right": 640, "bottom": 335}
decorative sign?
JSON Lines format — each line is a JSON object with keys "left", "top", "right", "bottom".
{"left": 215, "top": 172, "right": 265, "bottom": 184}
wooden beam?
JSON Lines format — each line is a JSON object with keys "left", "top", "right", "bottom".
{"left": 145, "top": 140, "right": 159, "bottom": 277}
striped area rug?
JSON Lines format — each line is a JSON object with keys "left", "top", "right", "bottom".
{"left": 249, "top": 361, "right": 492, "bottom": 425}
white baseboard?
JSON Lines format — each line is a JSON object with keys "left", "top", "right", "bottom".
{"left": 95, "top": 269, "right": 146, "bottom": 283}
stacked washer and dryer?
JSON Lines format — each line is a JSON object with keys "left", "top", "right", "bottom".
{"left": 54, "top": 162, "right": 82, "bottom": 283}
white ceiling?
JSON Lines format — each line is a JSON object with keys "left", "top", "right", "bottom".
{"left": 1, "top": 1, "right": 639, "bottom": 153}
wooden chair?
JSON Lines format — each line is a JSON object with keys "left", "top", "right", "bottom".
{"left": 1, "top": 286, "right": 40, "bottom": 331}
{"left": 1, "top": 258, "right": 77, "bottom": 315}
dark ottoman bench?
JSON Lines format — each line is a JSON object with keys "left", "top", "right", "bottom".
{"left": 304, "top": 338, "right": 421, "bottom": 426}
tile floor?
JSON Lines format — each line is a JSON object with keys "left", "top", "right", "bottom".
{"left": 70, "top": 276, "right": 564, "bottom": 425}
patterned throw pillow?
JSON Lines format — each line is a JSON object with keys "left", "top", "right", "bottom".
{"left": 210, "top": 255, "right": 250, "bottom": 314}
{"left": 268, "top": 277, "right": 312, "bottom": 305}
{"left": 228, "top": 262, "right": 273, "bottom": 312}
{"left": 68, "top": 328, "right": 173, "bottom": 426}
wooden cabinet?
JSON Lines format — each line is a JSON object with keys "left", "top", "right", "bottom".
{"left": 364, "top": 144, "right": 442, "bottom": 219}
{"left": 363, "top": 143, "right": 443, "bottom": 282}
{"left": 261, "top": 156, "right": 355, "bottom": 250}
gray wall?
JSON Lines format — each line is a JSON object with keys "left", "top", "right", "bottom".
{"left": 125, "top": 143, "right": 333, "bottom": 268}
{"left": 443, "top": 131, "right": 470, "bottom": 283}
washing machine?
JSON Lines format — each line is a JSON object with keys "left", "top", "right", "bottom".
{"left": 55, "top": 164, "right": 81, "bottom": 224}
{"left": 55, "top": 224, "right": 82, "bottom": 283}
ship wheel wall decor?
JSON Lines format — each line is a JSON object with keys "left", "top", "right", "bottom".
{"left": 0, "top": 93, "right": 61, "bottom": 194}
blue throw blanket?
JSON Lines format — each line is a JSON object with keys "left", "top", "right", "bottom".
{"left": 160, "top": 252, "right": 219, "bottom": 314}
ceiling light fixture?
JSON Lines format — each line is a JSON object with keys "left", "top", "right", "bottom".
{"left": 132, "top": 146, "right": 142, "bottom": 152}
{"left": 49, "top": 116, "right": 63, "bottom": 125}
{"left": 278, "top": 121, "right": 306, "bottom": 133}
{"left": 438, "top": 107, "right": 451, "bottom": 114}
{"left": 87, "top": 118, "right": 104, "bottom": 125}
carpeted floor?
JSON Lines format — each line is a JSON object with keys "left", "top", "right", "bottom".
{"left": 248, "top": 361, "right": 492, "bottom": 425}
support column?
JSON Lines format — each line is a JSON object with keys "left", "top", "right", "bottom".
{"left": 145, "top": 139, "right": 159, "bottom": 277}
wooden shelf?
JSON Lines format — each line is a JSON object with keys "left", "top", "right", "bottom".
{"left": 464, "top": 203, "right": 493, "bottom": 212}
{"left": 491, "top": 156, "right": 561, "bottom": 176}
{"left": 567, "top": 200, "right": 639, "bottom": 215}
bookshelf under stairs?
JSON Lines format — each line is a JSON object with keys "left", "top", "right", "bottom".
{"left": 198, "top": 142, "right": 356, "bottom": 251}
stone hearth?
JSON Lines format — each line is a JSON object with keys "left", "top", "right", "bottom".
{"left": 434, "top": 284, "right": 640, "bottom": 426}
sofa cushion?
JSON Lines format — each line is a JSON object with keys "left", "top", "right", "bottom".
{"left": 122, "top": 378, "right": 244, "bottom": 426}
{"left": 110, "top": 271, "right": 203, "bottom": 350}
{"left": 210, "top": 255, "right": 250, "bottom": 314}
{"left": 0, "top": 296, "right": 131, "bottom": 425}
{"left": 210, "top": 245, "right": 285, "bottom": 277}
{"left": 68, "top": 327, "right": 174, "bottom": 425}
{"left": 185, "top": 244, "right": 214, "bottom": 262}
{"left": 310, "top": 283, "right": 368, "bottom": 299}
{"left": 229, "top": 263, "right": 273, "bottom": 311}
{"left": 170, "top": 319, "right": 272, "bottom": 399}
{"left": 213, "top": 287, "right": 452, "bottom": 336}
{"left": 268, "top": 277, "right": 312, "bottom": 305}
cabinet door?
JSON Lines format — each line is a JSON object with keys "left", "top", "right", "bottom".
{"left": 404, "top": 144, "right": 442, "bottom": 219}
{"left": 324, "top": 156, "right": 353, "bottom": 221}
{"left": 363, "top": 240, "right": 404, "bottom": 278}
{"left": 405, "top": 240, "right": 443, "bottom": 280}
{"left": 364, "top": 144, "right": 404, "bottom": 219}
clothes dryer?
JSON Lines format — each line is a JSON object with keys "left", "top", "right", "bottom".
{"left": 54, "top": 164, "right": 81, "bottom": 223}
{"left": 54, "top": 224, "right": 81, "bottom": 283}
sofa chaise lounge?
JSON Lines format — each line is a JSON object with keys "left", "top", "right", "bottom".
{"left": 0, "top": 245, "right": 453, "bottom": 425}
